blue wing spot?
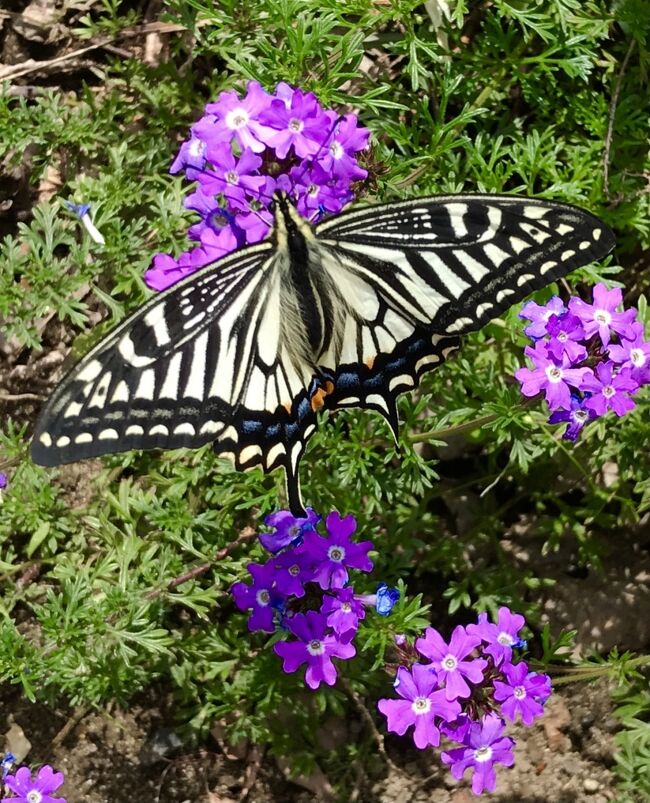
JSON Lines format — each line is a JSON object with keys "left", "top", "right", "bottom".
{"left": 242, "top": 419, "right": 263, "bottom": 433}
{"left": 284, "top": 422, "right": 300, "bottom": 439}
{"left": 337, "top": 372, "right": 360, "bottom": 390}
{"left": 266, "top": 423, "right": 282, "bottom": 437}
{"left": 297, "top": 398, "right": 311, "bottom": 419}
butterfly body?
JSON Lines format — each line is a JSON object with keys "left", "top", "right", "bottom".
{"left": 31, "top": 194, "right": 615, "bottom": 514}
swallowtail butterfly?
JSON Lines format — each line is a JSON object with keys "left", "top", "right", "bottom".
{"left": 31, "top": 193, "right": 615, "bottom": 514}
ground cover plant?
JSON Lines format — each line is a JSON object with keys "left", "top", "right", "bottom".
{"left": 1, "top": 1, "right": 650, "bottom": 801}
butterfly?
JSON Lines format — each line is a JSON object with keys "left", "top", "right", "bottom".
{"left": 31, "top": 192, "right": 615, "bottom": 514}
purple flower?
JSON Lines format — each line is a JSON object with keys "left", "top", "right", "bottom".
{"left": 493, "top": 662, "right": 552, "bottom": 726}
{"left": 147, "top": 82, "right": 369, "bottom": 291}
{"left": 608, "top": 321, "right": 650, "bottom": 382}
{"left": 321, "top": 587, "right": 366, "bottom": 641}
{"left": 545, "top": 313, "right": 587, "bottom": 363}
{"left": 196, "top": 80, "right": 274, "bottom": 154}
{"left": 581, "top": 362, "right": 638, "bottom": 417}
{"left": 415, "top": 625, "right": 487, "bottom": 701}
{"left": 0, "top": 472, "right": 7, "bottom": 490}
{"left": 466, "top": 607, "right": 526, "bottom": 666}
{"left": 189, "top": 148, "right": 268, "bottom": 209}
{"left": 274, "top": 611, "right": 355, "bottom": 689}
{"left": 519, "top": 297, "right": 566, "bottom": 339}
{"left": 515, "top": 341, "right": 590, "bottom": 410}
{"left": 270, "top": 550, "right": 313, "bottom": 598}
{"left": 548, "top": 395, "right": 597, "bottom": 441}
{"left": 298, "top": 511, "right": 373, "bottom": 590}
{"left": 317, "top": 114, "right": 369, "bottom": 181}
{"left": 231, "top": 562, "right": 282, "bottom": 633}
{"left": 144, "top": 252, "right": 198, "bottom": 292}
{"left": 377, "top": 664, "right": 462, "bottom": 749}
{"left": 441, "top": 713, "right": 516, "bottom": 795}
{"left": 258, "top": 88, "right": 326, "bottom": 159}
{"left": 569, "top": 284, "right": 637, "bottom": 347}
{"left": 259, "top": 507, "right": 320, "bottom": 553}
{"left": 2, "top": 765, "right": 67, "bottom": 803}
{"left": 169, "top": 133, "right": 206, "bottom": 174}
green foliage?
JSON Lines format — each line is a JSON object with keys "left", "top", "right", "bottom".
{"left": 1, "top": 0, "right": 650, "bottom": 798}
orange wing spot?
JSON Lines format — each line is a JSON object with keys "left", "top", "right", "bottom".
{"left": 310, "top": 380, "right": 335, "bottom": 412}
{"left": 283, "top": 401, "right": 292, "bottom": 413}
{"left": 365, "top": 357, "right": 375, "bottom": 369}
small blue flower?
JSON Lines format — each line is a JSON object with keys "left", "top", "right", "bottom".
{"left": 375, "top": 583, "right": 400, "bottom": 616}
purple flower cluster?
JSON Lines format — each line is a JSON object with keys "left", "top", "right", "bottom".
{"left": 2, "top": 764, "right": 66, "bottom": 803}
{"left": 146, "top": 81, "right": 369, "bottom": 291}
{"left": 516, "top": 284, "right": 649, "bottom": 441}
{"left": 232, "top": 509, "right": 398, "bottom": 690}
{"left": 378, "top": 607, "right": 551, "bottom": 795}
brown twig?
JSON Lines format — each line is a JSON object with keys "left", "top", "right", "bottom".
{"left": 144, "top": 525, "right": 257, "bottom": 602}
{"left": 339, "top": 677, "right": 400, "bottom": 775}
{"left": 0, "top": 20, "right": 207, "bottom": 82}
{"left": 603, "top": 37, "right": 636, "bottom": 200}
{"left": 0, "top": 392, "right": 46, "bottom": 402}
{"left": 51, "top": 705, "right": 90, "bottom": 748}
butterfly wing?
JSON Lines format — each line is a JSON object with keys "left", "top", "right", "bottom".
{"left": 30, "top": 240, "right": 327, "bottom": 512}
{"left": 314, "top": 194, "right": 615, "bottom": 427}
{"left": 32, "top": 193, "right": 615, "bottom": 516}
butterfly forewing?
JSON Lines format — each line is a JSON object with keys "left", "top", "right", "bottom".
{"left": 31, "top": 194, "right": 615, "bottom": 515}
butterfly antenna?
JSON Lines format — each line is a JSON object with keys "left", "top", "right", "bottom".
{"left": 288, "top": 113, "right": 344, "bottom": 205}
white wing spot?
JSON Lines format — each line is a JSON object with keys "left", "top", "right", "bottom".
{"left": 579, "top": 240, "right": 591, "bottom": 250}
{"left": 540, "top": 260, "right": 557, "bottom": 275}
{"left": 125, "top": 425, "right": 145, "bottom": 436}
{"left": 220, "top": 425, "right": 239, "bottom": 444}
{"left": 522, "top": 205, "right": 549, "bottom": 220}
{"left": 561, "top": 250, "right": 576, "bottom": 261}
{"left": 483, "top": 243, "right": 510, "bottom": 268}
{"left": 265, "top": 442, "right": 286, "bottom": 468}
{"left": 144, "top": 308, "right": 170, "bottom": 346}
{"left": 593, "top": 228, "right": 602, "bottom": 240}
{"left": 446, "top": 317, "right": 473, "bottom": 333}
{"left": 110, "top": 380, "right": 130, "bottom": 404}
{"left": 39, "top": 433, "right": 52, "bottom": 447}
{"left": 149, "top": 424, "right": 168, "bottom": 436}
{"left": 520, "top": 223, "right": 551, "bottom": 244}
{"left": 77, "top": 360, "right": 103, "bottom": 382}
{"left": 389, "top": 374, "right": 414, "bottom": 392}
{"left": 118, "top": 336, "right": 155, "bottom": 368}
{"left": 199, "top": 420, "right": 224, "bottom": 435}
{"left": 509, "top": 237, "right": 530, "bottom": 255}
{"left": 135, "top": 369, "right": 156, "bottom": 401}
{"left": 447, "top": 203, "right": 468, "bottom": 237}
{"left": 455, "top": 252, "right": 489, "bottom": 283}
{"left": 415, "top": 354, "right": 440, "bottom": 372}
{"left": 64, "top": 401, "right": 83, "bottom": 418}
{"left": 366, "top": 393, "right": 389, "bottom": 412}
{"left": 56, "top": 436, "right": 71, "bottom": 447}
{"left": 74, "top": 433, "right": 93, "bottom": 444}
{"left": 496, "top": 289, "right": 516, "bottom": 303}
{"left": 337, "top": 396, "right": 360, "bottom": 406}
{"left": 476, "top": 302, "right": 494, "bottom": 317}
{"left": 173, "top": 423, "right": 195, "bottom": 436}
{"left": 517, "top": 273, "right": 535, "bottom": 287}
{"left": 183, "top": 330, "right": 208, "bottom": 400}
{"left": 98, "top": 429, "right": 119, "bottom": 440}
{"left": 159, "top": 352, "right": 182, "bottom": 400}
{"left": 239, "top": 444, "right": 263, "bottom": 464}
{"left": 556, "top": 224, "right": 574, "bottom": 235}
